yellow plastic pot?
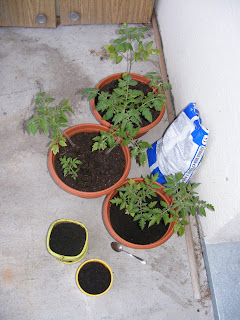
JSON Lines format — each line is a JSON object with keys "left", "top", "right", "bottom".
{"left": 47, "top": 219, "right": 88, "bottom": 264}
{"left": 76, "top": 259, "right": 113, "bottom": 296}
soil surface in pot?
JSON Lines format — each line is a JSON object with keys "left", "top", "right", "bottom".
{"left": 49, "top": 222, "right": 86, "bottom": 256}
{"left": 96, "top": 79, "right": 160, "bottom": 127}
{"left": 54, "top": 132, "right": 125, "bottom": 192}
{"left": 78, "top": 262, "right": 111, "bottom": 295}
{"left": 110, "top": 194, "right": 170, "bottom": 245}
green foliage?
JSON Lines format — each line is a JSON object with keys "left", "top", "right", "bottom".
{"left": 59, "top": 156, "right": 82, "bottom": 180}
{"left": 145, "top": 72, "right": 172, "bottom": 92}
{"left": 81, "top": 73, "right": 168, "bottom": 166}
{"left": 27, "top": 92, "right": 74, "bottom": 154}
{"left": 111, "top": 173, "right": 215, "bottom": 236}
{"left": 104, "top": 24, "right": 161, "bottom": 73}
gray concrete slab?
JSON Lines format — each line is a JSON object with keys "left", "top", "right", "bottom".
{"left": 203, "top": 241, "right": 240, "bottom": 320}
{"left": 0, "top": 24, "right": 213, "bottom": 320}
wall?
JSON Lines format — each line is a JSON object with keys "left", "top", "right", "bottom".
{"left": 155, "top": 0, "right": 240, "bottom": 243}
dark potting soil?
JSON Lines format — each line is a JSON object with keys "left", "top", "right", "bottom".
{"left": 96, "top": 79, "right": 160, "bottom": 127}
{"left": 54, "top": 132, "right": 125, "bottom": 192}
{"left": 78, "top": 262, "right": 111, "bottom": 295}
{"left": 110, "top": 194, "right": 170, "bottom": 245}
{"left": 49, "top": 222, "right": 86, "bottom": 256}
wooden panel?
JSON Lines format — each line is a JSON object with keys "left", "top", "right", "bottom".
{"left": 0, "top": 0, "right": 56, "bottom": 28}
{"left": 59, "top": 0, "right": 155, "bottom": 25}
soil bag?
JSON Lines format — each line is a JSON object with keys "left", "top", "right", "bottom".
{"left": 147, "top": 103, "right": 208, "bottom": 184}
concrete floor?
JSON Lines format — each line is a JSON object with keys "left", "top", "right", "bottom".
{"left": 0, "top": 24, "right": 213, "bottom": 320}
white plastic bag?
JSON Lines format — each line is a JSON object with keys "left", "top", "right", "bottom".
{"left": 147, "top": 103, "right": 208, "bottom": 184}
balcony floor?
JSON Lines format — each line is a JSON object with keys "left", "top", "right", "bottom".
{"left": 0, "top": 23, "right": 213, "bottom": 320}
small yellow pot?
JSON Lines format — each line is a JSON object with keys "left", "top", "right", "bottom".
{"left": 47, "top": 219, "right": 88, "bottom": 264}
{"left": 76, "top": 259, "right": 113, "bottom": 296}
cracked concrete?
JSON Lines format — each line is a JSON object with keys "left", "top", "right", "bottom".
{"left": 0, "top": 24, "right": 213, "bottom": 320}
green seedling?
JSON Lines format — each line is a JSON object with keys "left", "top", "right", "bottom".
{"left": 110, "top": 173, "right": 214, "bottom": 236}
{"left": 27, "top": 92, "right": 74, "bottom": 154}
{"left": 104, "top": 23, "right": 161, "bottom": 73}
{"left": 59, "top": 156, "right": 82, "bottom": 180}
{"left": 82, "top": 72, "right": 169, "bottom": 166}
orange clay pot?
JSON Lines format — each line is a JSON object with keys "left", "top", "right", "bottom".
{"left": 90, "top": 73, "right": 166, "bottom": 139}
{"left": 48, "top": 124, "right": 131, "bottom": 198}
{"left": 103, "top": 178, "right": 174, "bottom": 249}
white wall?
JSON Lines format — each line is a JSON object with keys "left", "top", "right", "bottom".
{"left": 155, "top": 0, "right": 240, "bottom": 244}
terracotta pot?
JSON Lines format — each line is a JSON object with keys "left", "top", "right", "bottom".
{"left": 48, "top": 124, "right": 131, "bottom": 198}
{"left": 103, "top": 178, "right": 174, "bottom": 249}
{"left": 90, "top": 73, "right": 166, "bottom": 139}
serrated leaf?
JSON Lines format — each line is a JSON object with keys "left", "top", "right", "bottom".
{"left": 139, "top": 218, "right": 146, "bottom": 230}
{"left": 52, "top": 144, "right": 59, "bottom": 155}
{"left": 141, "top": 108, "right": 152, "bottom": 122}
{"left": 200, "top": 207, "right": 206, "bottom": 216}
{"left": 107, "top": 135, "right": 115, "bottom": 148}
{"left": 139, "top": 152, "right": 147, "bottom": 166}
{"left": 92, "top": 142, "right": 99, "bottom": 151}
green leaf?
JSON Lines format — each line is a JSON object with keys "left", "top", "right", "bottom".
{"left": 120, "top": 201, "right": 126, "bottom": 210}
{"left": 149, "top": 201, "right": 157, "bottom": 209}
{"left": 138, "top": 41, "right": 143, "bottom": 52}
{"left": 150, "top": 49, "right": 161, "bottom": 55}
{"left": 143, "top": 51, "right": 149, "bottom": 61}
{"left": 134, "top": 52, "right": 141, "bottom": 61}
{"left": 116, "top": 56, "right": 123, "bottom": 64}
{"left": 200, "top": 207, "right": 206, "bottom": 216}
{"left": 139, "top": 152, "right": 147, "bottom": 166}
{"left": 178, "top": 226, "right": 185, "bottom": 237}
{"left": 141, "top": 108, "right": 152, "bottom": 122}
{"left": 92, "top": 142, "right": 99, "bottom": 151}
{"left": 181, "top": 220, "right": 189, "bottom": 226}
{"left": 139, "top": 218, "right": 146, "bottom": 230}
{"left": 146, "top": 41, "right": 153, "bottom": 51}
{"left": 107, "top": 135, "right": 115, "bottom": 148}
{"left": 104, "top": 45, "right": 115, "bottom": 53}
{"left": 51, "top": 144, "right": 59, "bottom": 155}
{"left": 109, "top": 52, "right": 118, "bottom": 60}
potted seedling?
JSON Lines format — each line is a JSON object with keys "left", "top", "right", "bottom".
{"left": 82, "top": 72, "right": 170, "bottom": 166}
{"left": 47, "top": 219, "right": 88, "bottom": 264}
{"left": 76, "top": 259, "right": 113, "bottom": 296}
{"left": 103, "top": 173, "right": 214, "bottom": 249}
{"left": 27, "top": 92, "right": 131, "bottom": 198}
{"left": 82, "top": 23, "right": 171, "bottom": 148}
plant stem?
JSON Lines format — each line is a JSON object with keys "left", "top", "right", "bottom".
{"left": 61, "top": 131, "right": 75, "bottom": 147}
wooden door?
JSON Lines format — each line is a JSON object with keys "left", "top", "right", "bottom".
{"left": 59, "top": 0, "right": 155, "bottom": 25}
{"left": 0, "top": 0, "right": 56, "bottom": 28}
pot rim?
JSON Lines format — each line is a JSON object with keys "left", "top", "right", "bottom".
{"left": 46, "top": 219, "right": 88, "bottom": 262}
{"left": 103, "top": 178, "right": 174, "bottom": 249}
{"left": 76, "top": 259, "right": 113, "bottom": 297}
{"left": 48, "top": 123, "right": 131, "bottom": 198}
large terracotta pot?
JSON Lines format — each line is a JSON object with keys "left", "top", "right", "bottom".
{"left": 48, "top": 124, "right": 131, "bottom": 198}
{"left": 103, "top": 178, "right": 174, "bottom": 249}
{"left": 90, "top": 73, "right": 166, "bottom": 139}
